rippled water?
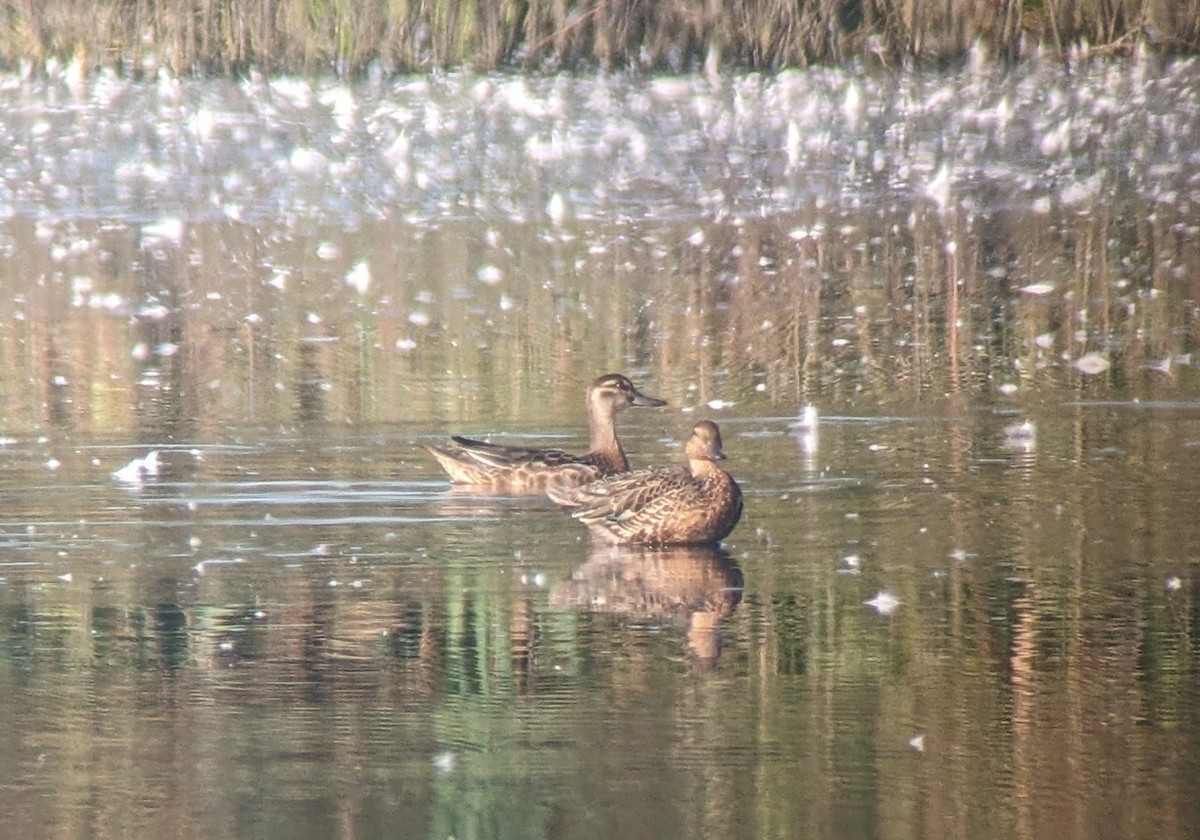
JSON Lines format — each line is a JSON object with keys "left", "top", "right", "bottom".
{"left": 1, "top": 55, "right": 1200, "bottom": 840}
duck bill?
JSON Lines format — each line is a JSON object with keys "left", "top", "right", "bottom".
{"left": 630, "top": 387, "right": 667, "bottom": 407}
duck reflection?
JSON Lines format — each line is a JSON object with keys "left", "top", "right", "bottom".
{"left": 552, "top": 544, "right": 744, "bottom": 665}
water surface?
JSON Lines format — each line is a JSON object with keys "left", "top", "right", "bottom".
{"left": 1, "top": 56, "right": 1199, "bottom": 840}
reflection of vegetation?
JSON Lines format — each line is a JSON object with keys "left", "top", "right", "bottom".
{"left": 1, "top": 0, "right": 1193, "bottom": 76}
{"left": 1, "top": 94, "right": 1199, "bottom": 837}
{"left": 0, "top": 472, "right": 1196, "bottom": 837}
{"left": 4, "top": 189, "right": 1197, "bottom": 438}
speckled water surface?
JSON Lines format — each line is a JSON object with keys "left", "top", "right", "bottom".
{"left": 1, "top": 55, "right": 1199, "bottom": 840}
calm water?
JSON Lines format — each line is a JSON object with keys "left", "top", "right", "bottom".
{"left": 2, "top": 54, "right": 1200, "bottom": 839}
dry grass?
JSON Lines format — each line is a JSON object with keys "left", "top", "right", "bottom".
{"left": 0, "top": 0, "right": 1194, "bottom": 77}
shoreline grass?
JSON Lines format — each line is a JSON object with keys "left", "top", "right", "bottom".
{"left": 1, "top": 0, "right": 1197, "bottom": 79}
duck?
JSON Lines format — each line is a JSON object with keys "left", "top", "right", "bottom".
{"left": 423, "top": 373, "right": 666, "bottom": 493}
{"left": 548, "top": 420, "right": 743, "bottom": 545}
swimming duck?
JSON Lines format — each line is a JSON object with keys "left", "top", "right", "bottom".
{"left": 548, "top": 420, "right": 743, "bottom": 545}
{"left": 424, "top": 373, "right": 666, "bottom": 493}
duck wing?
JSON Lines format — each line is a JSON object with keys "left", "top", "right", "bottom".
{"left": 551, "top": 466, "right": 694, "bottom": 516}
{"left": 449, "top": 436, "right": 586, "bottom": 469}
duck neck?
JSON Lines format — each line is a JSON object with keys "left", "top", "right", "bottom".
{"left": 588, "top": 402, "right": 627, "bottom": 470}
{"left": 591, "top": 426, "right": 627, "bottom": 470}
{"left": 689, "top": 457, "right": 721, "bottom": 478}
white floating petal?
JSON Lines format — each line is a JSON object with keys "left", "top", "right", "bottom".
{"left": 290, "top": 147, "right": 328, "bottom": 174}
{"left": 112, "top": 450, "right": 161, "bottom": 484}
{"left": 138, "top": 304, "right": 171, "bottom": 321}
{"left": 1073, "top": 352, "right": 1111, "bottom": 375}
{"left": 1020, "top": 282, "right": 1056, "bottom": 296}
{"left": 476, "top": 265, "right": 503, "bottom": 285}
{"left": 142, "top": 217, "right": 184, "bottom": 244}
{"left": 546, "top": 193, "right": 566, "bottom": 226}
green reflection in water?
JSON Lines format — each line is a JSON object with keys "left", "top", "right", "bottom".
{"left": 2, "top": 110, "right": 1200, "bottom": 840}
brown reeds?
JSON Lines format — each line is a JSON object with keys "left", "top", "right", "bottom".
{"left": 0, "top": 0, "right": 1196, "bottom": 78}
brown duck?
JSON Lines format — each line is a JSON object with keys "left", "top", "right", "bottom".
{"left": 423, "top": 373, "right": 666, "bottom": 494}
{"left": 548, "top": 420, "right": 743, "bottom": 545}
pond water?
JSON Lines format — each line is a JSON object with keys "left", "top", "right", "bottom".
{"left": 1, "top": 54, "right": 1200, "bottom": 840}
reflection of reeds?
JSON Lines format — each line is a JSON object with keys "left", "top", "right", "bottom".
{"left": 0, "top": 403, "right": 1195, "bottom": 837}
{"left": 3, "top": 0, "right": 1194, "bottom": 77}
{"left": 642, "top": 196, "right": 1200, "bottom": 414}
{"left": 4, "top": 188, "right": 1198, "bottom": 437}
